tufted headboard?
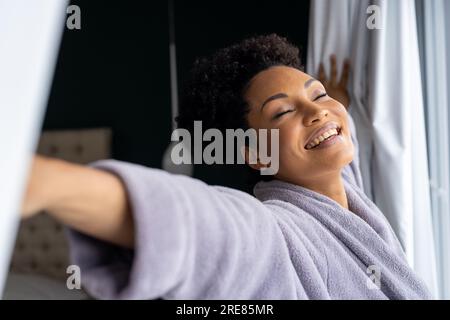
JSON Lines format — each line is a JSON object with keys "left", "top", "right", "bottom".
{"left": 9, "top": 128, "right": 112, "bottom": 280}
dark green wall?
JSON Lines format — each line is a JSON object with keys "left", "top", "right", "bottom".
{"left": 44, "top": 0, "right": 310, "bottom": 192}
{"left": 44, "top": 1, "right": 171, "bottom": 169}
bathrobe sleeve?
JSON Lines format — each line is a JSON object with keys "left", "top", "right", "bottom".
{"left": 66, "top": 160, "right": 299, "bottom": 300}
{"left": 342, "top": 113, "right": 364, "bottom": 189}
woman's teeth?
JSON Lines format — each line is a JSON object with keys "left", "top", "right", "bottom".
{"left": 306, "top": 128, "right": 339, "bottom": 149}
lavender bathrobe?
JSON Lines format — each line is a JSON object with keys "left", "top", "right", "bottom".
{"left": 67, "top": 115, "right": 432, "bottom": 299}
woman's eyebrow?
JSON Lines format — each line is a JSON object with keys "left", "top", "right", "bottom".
{"left": 304, "top": 78, "right": 317, "bottom": 89}
{"left": 260, "top": 93, "right": 288, "bottom": 112}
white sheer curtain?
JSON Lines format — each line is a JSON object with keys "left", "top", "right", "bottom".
{"left": 306, "top": 0, "right": 438, "bottom": 297}
{"left": 416, "top": 0, "right": 450, "bottom": 299}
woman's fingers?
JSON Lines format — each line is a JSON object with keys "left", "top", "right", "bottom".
{"left": 339, "top": 58, "right": 350, "bottom": 86}
{"left": 318, "top": 63, "right": 326, "bottom": 84}
{"left": 317, "top": 55, "right": 351, "bottom": 109}
{"left": 318, "top": 55, "right": 351, "bottom": 87}
{"left": 330, "top": 55, "right": 338, "bottom": 85}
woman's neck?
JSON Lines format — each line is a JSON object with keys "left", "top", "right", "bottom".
{"left": 284, "top": 171, "right": 349, "bottom": 210}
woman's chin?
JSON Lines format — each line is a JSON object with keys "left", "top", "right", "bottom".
{"left": 311, "top": 149, "right": 354, "bottom": 172}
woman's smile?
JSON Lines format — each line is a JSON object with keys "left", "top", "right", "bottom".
{"left": 305, "top": 126, "right": 344, "bottom": 151}
{"left": 305, "top": 129, "right": 344, "bottom": 150}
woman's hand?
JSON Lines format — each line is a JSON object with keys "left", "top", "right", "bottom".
{"left": 318, "top": 55, "right": 351, "bottom": 109}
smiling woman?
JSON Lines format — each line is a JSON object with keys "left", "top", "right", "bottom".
{"left": 242, "top": 65, "right": 354, "bottom": 207}
{"left": 21, "top": 34, "right": 432, "bottom": 299}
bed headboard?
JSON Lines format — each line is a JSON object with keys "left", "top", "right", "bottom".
{"left": 9, "top": 128, "right": 112, "bottom": 280}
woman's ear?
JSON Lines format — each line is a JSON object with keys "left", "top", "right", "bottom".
{"left": 240, "top": 145, "right": 267, "bottom": 171}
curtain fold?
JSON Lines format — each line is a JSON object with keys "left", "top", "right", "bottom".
{"left": 306, "top": 0, "right": 438, "bottom": 297}
{"left": 416, "top": 0, "right": 450, "bottom": 299}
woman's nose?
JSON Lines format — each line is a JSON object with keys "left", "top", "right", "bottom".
{"left": 302, "top": 103, "right": 329, "bottom": 127}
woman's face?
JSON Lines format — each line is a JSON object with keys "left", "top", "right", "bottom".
{"left": 244, "top": 66, "right": 354, "bottom": 184}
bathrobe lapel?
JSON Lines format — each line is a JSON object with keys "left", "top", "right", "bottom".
{"left": 254, "top": 178, "right": 432, "bottom": 299}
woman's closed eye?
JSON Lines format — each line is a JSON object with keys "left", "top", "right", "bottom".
{"left": 272, "top": 108, "right": 295, "bottom": 120}
{"left": 313, "top": 92, "right": 328, "bottom": 101}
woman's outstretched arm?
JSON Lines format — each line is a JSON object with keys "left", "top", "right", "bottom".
{"left": 21, "top": 155, "right": 134, "bottom": 248}
{"left": 26, "top": 158, "right": 296, "bottom": 299}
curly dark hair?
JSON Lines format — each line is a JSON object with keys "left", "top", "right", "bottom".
{"left": 176, "top": 34, "right": 303, "bottom": 186}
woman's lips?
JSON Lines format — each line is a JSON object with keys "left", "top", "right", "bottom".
{"left": 305, "top": 127, "right": 343, "bottom": 150}
{"left": 304, "top": 121, "right": 341, "bottom": 149}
